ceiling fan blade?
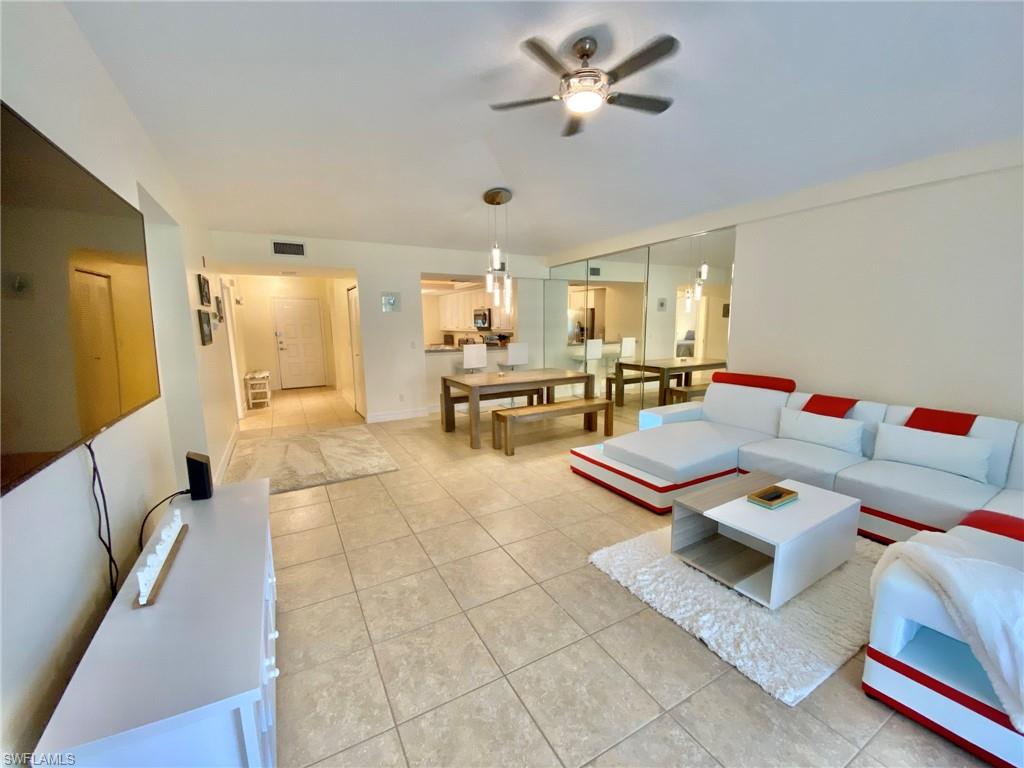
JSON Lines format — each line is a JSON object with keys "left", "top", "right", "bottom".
{"left": 607, "top": 92, "right": 673, "bottom": 113}
{"left": 490, "top": 96, "right": 559, "bottom": 111}
{"left": 605, "top": 35, "right": 679, "bottom": 85}
{"left": 522, "top": 37, "right": 571, "bottom": 77}
{"left": 562, "top": 116, "right": 583, "bottom": 137}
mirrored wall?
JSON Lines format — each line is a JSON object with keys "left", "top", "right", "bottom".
{"left": 541, "top": 227, "right": 736, "bottom": 426}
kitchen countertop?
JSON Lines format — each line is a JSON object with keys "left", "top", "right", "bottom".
{"left": 425, "top": 345, "right": 509, "bottom": 354}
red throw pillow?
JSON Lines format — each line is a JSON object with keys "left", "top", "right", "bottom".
{"left": 802, "top": 394, "right": 857, "bottom": 418}
{"left": 710, "top": 372, "right": 796, "bottom": 393}
{"left": 904, "top": 407, "right": 977, "bottom": 436}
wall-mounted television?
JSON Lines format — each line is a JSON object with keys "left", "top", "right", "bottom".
{"left": 1, "top": 103, "right": 160, "bottom": 493}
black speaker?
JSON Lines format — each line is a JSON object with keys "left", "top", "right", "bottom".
{"left": 186, "top": 451, "right": 213, "bottom": 500}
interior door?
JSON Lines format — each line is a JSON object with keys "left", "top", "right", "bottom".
{"left": 699, "top": 296, "right": 730, "bottom": 360}
{"left": 70, "top": 268, "right": 121, "bottom": 434}
{"left": 272, "top": 297, "right": 326, "bottom": 389}
{"left": 347, "top": 287, "right": 366, "bottom": 416}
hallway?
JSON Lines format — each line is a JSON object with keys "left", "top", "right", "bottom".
{"left": 239, "top": 386, "right": 364, "bottom": 436}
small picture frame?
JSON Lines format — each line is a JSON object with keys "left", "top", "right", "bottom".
{"left": 381, "top": 291, "right": 401, "bottom": 313}
{"left": 197, "top": 274, "right": 211, "bottom": 306}
{"left": 215, "top": 295, "right": 224, "bottom": 322}
{"left": 197, "top": 309, "right": 213, "bottom": 345}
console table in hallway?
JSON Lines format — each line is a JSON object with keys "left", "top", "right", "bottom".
{"left": 441, "top": 368, "right": 595, "bottom": 449}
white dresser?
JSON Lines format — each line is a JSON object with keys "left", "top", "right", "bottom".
{"left": 35, "top": 479, "right": 277, "bottom": 767}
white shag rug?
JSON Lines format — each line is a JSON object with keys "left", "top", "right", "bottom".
{"left": 590, "top": 527, "right": 886, "bottom": 705}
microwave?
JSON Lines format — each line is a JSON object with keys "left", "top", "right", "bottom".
{"left": 473, "top": 307, "right": 491, "bottom": 330}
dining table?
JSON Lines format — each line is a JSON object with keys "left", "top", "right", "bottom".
{"left": 441, "top": 368, "right": 595, "bottom": 449}
{"left": 614, "top": 357, "right": 727, "bottom": 406}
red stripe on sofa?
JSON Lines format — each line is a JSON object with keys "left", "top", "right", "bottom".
{"left": 960, "top": 510, "right": 1024, "bottom": 542}
{"left": 905, "top": 407, "right": 978, "bottom": 436}
{"left": 570, "top": 466, "right": 672, "bottom": 514}
{"left": 860, "top": 505, "right": 945, "bottom": 532}
{"left": 710, "top": 372, "right": 797, "bottom": 393}
{"left": 569, "top": 449, "right": 738, "bottom": 492}
{"left": 802, "top": 394, "right": 858, "bottom": 418}
{"left": 866, "top": 646, "right": 1017, "bottom": 732}
{"left": 862, "top": 683, "right": 1016, "bottom": 768}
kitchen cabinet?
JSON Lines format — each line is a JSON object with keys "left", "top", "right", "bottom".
{"left": 436, "top": 285, "right": 516, "bottom": 332}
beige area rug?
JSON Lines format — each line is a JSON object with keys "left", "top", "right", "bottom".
{"left": 224, "top": 425, "right": 399, "bottom": 494}
{"left": 590, "top": 527, "right": 886, "bottom": 705}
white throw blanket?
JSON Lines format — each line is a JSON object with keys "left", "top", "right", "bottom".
{"left": 871, "top": 532, "right": 1024, "bottom": 731}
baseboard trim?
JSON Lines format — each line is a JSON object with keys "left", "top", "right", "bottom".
{"left": 214, "top": 423, "right": 239, "bottom": 485}
{"left": 366, "top": 406, "right": 431, "bottom": 423}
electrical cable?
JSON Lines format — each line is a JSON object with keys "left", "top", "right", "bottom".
{"left": 138, "top": 489, "right": 190, "bottom": 551}
{"left": 83, "top": 440, "right": 119, "bottom": 601}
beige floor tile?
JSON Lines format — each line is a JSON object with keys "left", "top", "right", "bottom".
{"left": 277, "top": 648, "right": 393, "bottom": 767}
{"left": 846, "top": 752, "right": 886, "bottom": 768}
{"left": 500, "top": 478, "right": 564, "bottom": 504}
{"left": 375, "top": 614, "right": 501, "bottom": 722}
{"left": 380, "top": 465, "right": 433, "bottom": 489}
{"left": 331, "top": 488, "right": 397, "bottom": 521}
{"left": 398, "top": 679, "right": 560, "bottom": 768}
{"left": 509, "top": 638, "right": 661, "bottom": 768}
{"left": 606, "top": 505, "right": 672, "bottom": 534}
{"left": 277, "top": 593, "right": 371, "bottom": 674}
{"left": 559, "top": 515, "right": 637, "bottom": 553}
{"left": 400, "top": 496, "right": 469, "bottom": 533}
{"left": 541, "top": 565, "right": 645, "bottom": 633}
{"left": 338, "top": 508, "right": 413, "bottom": 551}
{"left": 799, "top": 651, "right": 892, "bottom": 748}
{"left": 277, "top": 553, "right": 354, "bottom": 612}
{"left": 312, "top": 730, "right": 407, "bottom": 768}
{"left": 504, "top": 530, "right": 590, "bottom": 582}
{"left": 591, "top": 713, "right": 719, "bottom": 768}
{"left": 415, "top": 520, "right": 498, "bottom": 566}
{"left": 437, "top": 548, "right": 534, "bottom": 610}
{"left": 385, "top": 478, "right": 447, "bottom": 506}
{"left": 671, "top": 670, "right": 858, "bottom": 768}
{"left": 359, "top": 569, "right": 461, "bottom": 642}
{"left": 574, "top": 485, "right": 638, "bottom": 514}
{"left": 594, "top": 609, "right": 730, "bottom": 708}
{"left": 450, "top": 485, "right": 521, "bottom": 516}
{"left": 467, "top": 585, "right": 585, "bottom": 673}
{"left": 863, "top": 713, "right": 988, "bottom": 767}
{"left": 528, "top": 493, "right": 601, "bottom": 527}
{"left": 326, "top": 475, "right": 384, "bottom": 500}
{"left": 269, "top": 502, "right": 335, "bottom": 538}
{"left": 271, "top": 484, "right": 330, "bottom": 513}
{"left": 346, "top": 535, "right": 433, "bottom": 590}
{"left": 273, "top": 525, "right": 343, "bottom": 569}
{"left": 475, "top": 505, "right": 553, "bottom": 544}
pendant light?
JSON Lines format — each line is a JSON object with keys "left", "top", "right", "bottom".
{"left": 483, "top": 187, "right": 513, "bottom": 312}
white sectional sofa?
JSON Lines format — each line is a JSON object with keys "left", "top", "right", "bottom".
{"left": 569, "top": 373, "right": 797, "bottom": 512}
{"left": 570, "top": 371, "right": 1023, "bottom": 541}
{"left": 864, "top": 510, "right": 1024, "bottom": 767}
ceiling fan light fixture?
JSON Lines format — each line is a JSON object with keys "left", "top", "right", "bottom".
{"left": 561, "top": 70, "right": 608, "bottom": 115}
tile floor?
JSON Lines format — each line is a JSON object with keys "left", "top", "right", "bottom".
{"left": 240, "top": 386, "right": 364, "bottom": 435}
{"left": 267, "top": 404, "right": 985, "bottom": 768}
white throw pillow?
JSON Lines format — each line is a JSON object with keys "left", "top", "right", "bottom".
{"left": 778, "top": 408, "right": 864, "bottom": 455}
{"left": 873, "top": 423, "right": 992, "bottom": 483}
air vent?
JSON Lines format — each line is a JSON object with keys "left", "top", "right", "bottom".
{"left": 589, "top": 267, "right": 601, "bottom": 276}
{"left": 272, "top": 241, "right": 305, "bottom": 257}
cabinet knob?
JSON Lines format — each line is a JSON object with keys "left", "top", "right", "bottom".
{"left": 269, "top": 630, "right": 279, "bottom": 640}
{"left": 268, "top": 575, "right": 277, "bottom": 585}
{"left": 267, "top": 667, "right": 280, "bottom": 680}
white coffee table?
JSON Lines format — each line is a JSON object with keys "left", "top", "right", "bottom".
{"left": 671, "top": 477, "right": 860, "bottom": 609}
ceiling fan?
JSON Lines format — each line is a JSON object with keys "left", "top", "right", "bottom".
{"left": 491, "top": 34, "right": 679, "bottom": 137}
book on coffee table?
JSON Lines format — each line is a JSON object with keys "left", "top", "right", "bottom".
{"left": 746, "top": 485, "right": 799, "bottom": 509}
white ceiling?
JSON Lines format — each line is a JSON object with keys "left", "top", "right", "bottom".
{"left": 69, "top": 2, "right": 1022, "bottom": 255}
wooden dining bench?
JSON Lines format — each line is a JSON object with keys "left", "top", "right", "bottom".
{"left": 491, "top": 398, "right": 613, "bottom": 456}
{"left": 439, "top": 388, "right": 544, "bottom": 430}
{"left": 666, "top": 383, "right": 710, "bottom": 403}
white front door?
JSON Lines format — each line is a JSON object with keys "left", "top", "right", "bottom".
{"left": 273, "top": 297, "right": 326, "bottom": 389}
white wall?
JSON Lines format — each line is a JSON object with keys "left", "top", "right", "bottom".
{"left": 330, "top": 278, "right": 357, "bottom": 406}
{"left": 210, "top": 232, "right": 549, "bottom": 421}
{"left": 0, "top": 3, "right": 235, "bottom": 751}
{"left": 730, "top": 166, "right": 1023, "bottom": 418}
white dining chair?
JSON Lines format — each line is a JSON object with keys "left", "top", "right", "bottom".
{"left": 619, "top": 337, "right": 637, "bottom": 361}
{"left": 461, "top": 343, "right": 487, "bottom": 373}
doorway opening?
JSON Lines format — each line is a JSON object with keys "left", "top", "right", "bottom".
{"left": 216, "top": 269, "right": 365, "bottom": 433}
